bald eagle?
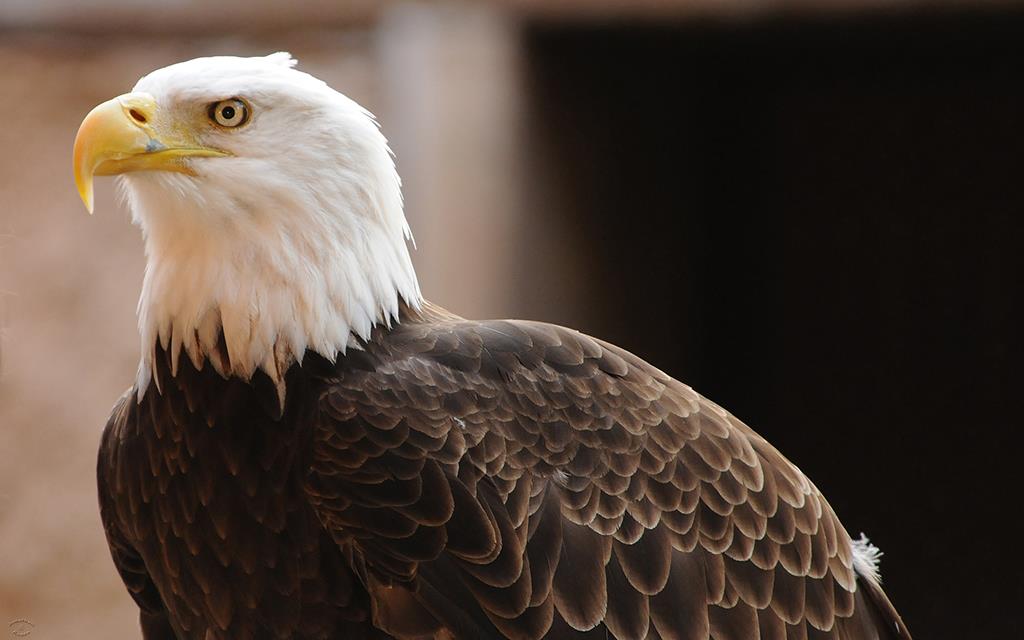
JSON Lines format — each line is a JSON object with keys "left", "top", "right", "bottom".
{"left": 74, "top": 54, "right": 911, "bottom": 640}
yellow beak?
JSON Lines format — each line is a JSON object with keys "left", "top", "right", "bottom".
{"left": 72, "top": 92, "right": 228, "bottom": 213}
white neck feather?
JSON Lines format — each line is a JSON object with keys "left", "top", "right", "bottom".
{"left": 125, "top": 137, "right": 420, "bottom": 399}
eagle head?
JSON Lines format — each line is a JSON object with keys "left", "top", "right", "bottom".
{"left": 72, "top": 53, "right": 421, "bottom": 394}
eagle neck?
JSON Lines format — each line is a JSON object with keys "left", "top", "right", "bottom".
{"left": 126, "top": 171, "right": 422, "bottom": 401}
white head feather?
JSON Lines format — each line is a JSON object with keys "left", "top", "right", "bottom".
{"left": 121, "top": 53, "right": 421, "bottom": 396}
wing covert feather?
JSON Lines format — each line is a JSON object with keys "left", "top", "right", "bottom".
{"left": 309, "top": 311, "right": 910, "bottom": 639}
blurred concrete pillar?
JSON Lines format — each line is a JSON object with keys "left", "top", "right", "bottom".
{"left": 377, "top": 2, "right": 524, "bottom": 319}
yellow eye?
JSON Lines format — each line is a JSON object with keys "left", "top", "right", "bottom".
{"left": 209, "top": 99, "right": 249, "bottom": 128}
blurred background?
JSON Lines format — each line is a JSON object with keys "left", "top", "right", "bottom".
{"left": 1, "top": 0, "right": 1021, "bottom": 638}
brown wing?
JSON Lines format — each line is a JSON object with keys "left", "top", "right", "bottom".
{"left": 307, "top": 309, "right": 912, "bottom": 640}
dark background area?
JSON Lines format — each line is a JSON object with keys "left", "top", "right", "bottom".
{"left": 526, "top": 9, "right": 1024, "bottom": 638}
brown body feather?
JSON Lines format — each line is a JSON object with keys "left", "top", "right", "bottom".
{"left": 98, "top": 303, "right": 911, "bottom": 639}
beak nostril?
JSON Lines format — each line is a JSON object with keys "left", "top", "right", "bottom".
{"left": 129, "top": 109, "right": 147, "bottom": 124}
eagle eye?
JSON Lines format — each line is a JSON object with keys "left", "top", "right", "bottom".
{"left": 209, "top": 99, "right": 249, "bottom": 128}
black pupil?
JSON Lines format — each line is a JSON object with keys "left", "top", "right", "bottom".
{"left": 220, "top": 105, "right": 236, "bottom": 121}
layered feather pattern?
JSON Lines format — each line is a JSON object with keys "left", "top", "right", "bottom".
{"left": 305, "top": 304, "right": 911, "bottom": 640}
{"left": 99, "top": 303, "right": 911, "bottom": 639}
